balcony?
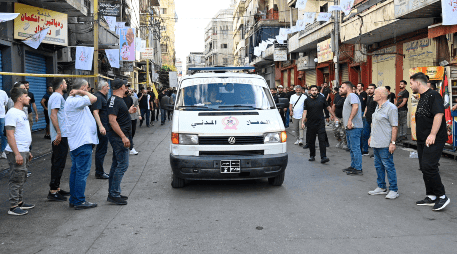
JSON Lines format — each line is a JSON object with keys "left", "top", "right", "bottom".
{"left": 36, "top": 0, "right": 89, "bottom": 16}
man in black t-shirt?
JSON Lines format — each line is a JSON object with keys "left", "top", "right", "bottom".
{"left": 23, "top": 81, "right": 38, "bottom": 130}
{"left": 396, "top": 80, "right": 410, "bottom": 141}
{"left": 91, "top": 80, "right": 110, "bottom": 179}
{"left": 301, "top": 85, "right": 335, "bottom": 163}
{"left": 410, "top": 72, "right": 450, "bottom": 211}
{"left": 107, "top": 79, "right": 134, "bottom": 205}
{"left": 138, "top": 87, "right": 150, "bottom": 127}
{"left": 357, "top": 83, "right": 367, "bottom": 113}
{"left": 276, "top": 85, "right": 288, "bottom": 126}
{"left": 362, "top": 84, "right": 377, "bottom": 155}
{"left": 386, "top": 86, "right": 396, "bottom": 104}
{"left": 322, "top": 83, "right": 331, "bottom": 119}
{"left": 41, "top": 85, "right": 53, "bottom": 139}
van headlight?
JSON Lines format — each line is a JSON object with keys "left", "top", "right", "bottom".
{"left": 179, "top": 134, "right": 199, "bottom": 145}
{"left": 264, "top": 132, "right": 287, "bottom": 143}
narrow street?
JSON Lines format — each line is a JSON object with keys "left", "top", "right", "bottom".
{"left": 1, "top": 120, "right": 456, "bottom": 253}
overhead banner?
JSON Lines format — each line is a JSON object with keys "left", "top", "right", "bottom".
{"left": 296, "top": 0, "right": 308, "bottom": 9}
{"left": 317, "top": 38, "right": 333, "bottom": 63}
{"left": 0, "top": 13, "right": 19, "bottom": 23}
{"left": 442, "top": 0, "right": 457, "bottom": 25}
{"left": 14, "top": 3, "right": 68, "bottom": 46}
{"left": 115, "top": 22, "right": 125, "bottom": 34}
{"left": 104, "top": 16, "right": 116, "bottom": 32}
{"left": 119, "top": 27, "right": 135, "bottom": 61}
{"left": 105, "top": 49, "right": 120, "bottom": 68}
{"left": 99, "top": 2, "right": 121, "bottom": 17}
{"left": 409, "top": 66, "right": 444, "bottom": 80}
{"left": 340, "top": 0, "right": 355, "bottom": 15}
{"left": 141, "top": 48, "right": 154, "bottom": 59}
{"left": 75, "top": 46, "right": 94, "bottom": 71}
{"left": 317, "top": 12, "right": 332, "bottom": 22}
{"left": 304, "top": 12, "right": 316, "bottom": 24}
{"left": 23, "top": 27, "right": 49, "bottom": 49}
{"left": 329, "top": 5, "right": 343, "bottom": 12}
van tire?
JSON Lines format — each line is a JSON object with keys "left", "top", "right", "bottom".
{"left": 171, "top": 174, "right": 185, "bottom": 188}
{"left": 268, "top": 172, "right": 285, "bottom": 186}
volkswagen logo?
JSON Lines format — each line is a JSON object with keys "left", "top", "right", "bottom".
{"left": 228, "top": 137, "right": 236, "bottom": 145}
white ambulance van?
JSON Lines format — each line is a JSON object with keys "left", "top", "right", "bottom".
{"left": 170, "top": 67, "right": 288, "bottom": 188}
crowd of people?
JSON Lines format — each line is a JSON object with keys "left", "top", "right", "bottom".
{"left": 1, "top": 78, "right": 176, "bottom": 215}
{"left": 272, "top": 72, "right": 451, "bottom": 211}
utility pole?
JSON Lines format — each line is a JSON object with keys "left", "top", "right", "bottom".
{"left": 334, "top": 0, "right": 340, "bottom": 87}
{"left": 94, "top": 0, "right": 99, "bottom": 86}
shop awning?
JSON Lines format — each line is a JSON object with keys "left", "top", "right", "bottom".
{"left": 428, "top": 23, "right": 457, "bottom": 39}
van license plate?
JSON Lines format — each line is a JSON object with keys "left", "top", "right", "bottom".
{"left": 220, "top": 160, "right": 241, "bottom": 173}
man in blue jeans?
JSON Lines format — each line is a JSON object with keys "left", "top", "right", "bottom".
{"left": 362, "top": 84, "right": 377, "bottom": 155}
{"left": 107, "top": 79, "right": 134, "bottom": 205}
{"left": 64, "top": 78, "right": 98, "bottom": 210}
{"left": 159, "top": 89, "right": 171, "bottom": 125}
{"left": 368, "top": 87, "right": 399, "bottom": 199}
{"left": 340, "top": 81, "right": 364, "bottom": 175}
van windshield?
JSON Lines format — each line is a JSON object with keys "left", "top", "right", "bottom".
{"left": 176, "top": 83, "right": 275, "bottom": 110}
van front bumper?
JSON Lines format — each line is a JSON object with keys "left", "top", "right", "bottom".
{"left": 170, "top": 153, "right": 288, "bottom": 180}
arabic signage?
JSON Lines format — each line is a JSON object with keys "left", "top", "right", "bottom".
{"left": 409, "top": 66, "right": 444, "bottom": 80}
{"left": 100, "top": 2, "right": 121, "bottom": 17}
{"left": 372, "top": 46, "right": 397, "bottom": 63}
{"left": 141, "top": 48, "right": 154, "bottom": 59}
{"left": 14, "top": 3, "right": 68, "bottom": 46}
{"left": 274, "top": 48, "right": 287, "bottom": 61}
{"left": 317, "top": 39, "right": 333, "bottom": 63}
{"left": 394, "top": 0, "right": 439, "bottom": 18}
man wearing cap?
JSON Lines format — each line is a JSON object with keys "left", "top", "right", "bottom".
{"left": 107, "top": 79, "right": 136, "bottom": 205}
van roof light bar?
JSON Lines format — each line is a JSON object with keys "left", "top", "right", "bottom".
{"left": 188, "top": 66, "right": 255, "bottom": 72}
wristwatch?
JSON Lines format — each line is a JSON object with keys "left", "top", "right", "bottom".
{"left": 391, "top": 141, "right": 396, "bottom": 145}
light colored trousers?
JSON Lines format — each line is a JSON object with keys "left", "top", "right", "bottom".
{"left": 291, "top": 118, "right": 304, "bottom": 139}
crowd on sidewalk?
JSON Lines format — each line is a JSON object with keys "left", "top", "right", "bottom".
{"left": 273, "top": 72, "right": 452, "bottom": 211}
{"left": 1, "top": 78, "right": 176, "bottom": 216}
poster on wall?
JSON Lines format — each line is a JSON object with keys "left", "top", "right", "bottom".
{"left": 317, "top": 39, "right": 333, "bottom": 63}
{"left": 14, "top": 3, "right": 68, "bottom": 46}
{"left": 409, "top": 66, "right": 444, "bottom": 80}
{"left": 119, "top": 27, "right": 135, "bottom": 61}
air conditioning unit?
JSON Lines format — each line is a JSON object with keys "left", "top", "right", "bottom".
{"left": 57, "top": 48, "right": 72, "bottom": 62}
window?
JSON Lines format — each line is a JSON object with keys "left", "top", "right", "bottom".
{"left": 161, "top": 44, "right": 168, "bottom": 53}
{"left": 221, "top": 44, "right": 228, "bottom": 49}
{"left": 223, "top": 58, "right": 228, "bottom": 65}
{"left": 161, "top": 8, "right": 167, "bottom": 14}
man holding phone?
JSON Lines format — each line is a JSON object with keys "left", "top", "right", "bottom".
{"left": 368, "top": 87, "right": 399, "bottom": 199}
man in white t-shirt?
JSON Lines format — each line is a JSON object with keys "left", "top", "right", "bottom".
{"left": 0, "top": 88, "right": 9, "bottom": 157}
{"left": 5, "top": 87, "right": 34, "bottom": 216}
{"left": 289, "top": 85, "right": 306, "bottom": 145}
{"left": 64, "top": 78, "right": 98, "bottom": 210}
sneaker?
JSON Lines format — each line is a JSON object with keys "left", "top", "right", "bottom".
{"left": 320, "top": 157, "right": 330, "bottom": 164}
{"left": 346, "top": 169, "right": 363, "bottom": 175}
{"left": 385, "top": 191, "right": 399, "bottom": 199}
{"left": 432, "top": 196, "right": 450, "bottom": 211}
{"left": 370, "top": 154, "right": 374, "bottom": 158}
{"left": 58, "top": 189, "right": 71, "bottom": 196}
{"left": 8, "top": 207, "right": 28, "bottom": 216}
{"left": 107, "top": 195, "right": 128, "bottom": 205}
{"left": 130, "top": 148, "right": 139, "bottom": 155}
{"left": 342, "top": 144, "right": 348, "bottom": 150}
{"left": 368, "top": 187, "right": 387, "bottom": 195}
{"left": 298, "top": 139, "right": 303, "bottom": 146}
{"left": 18, "top": 202, "right": 35, "bottom": 210}
{"left": 27, "top": 171, "right": 31, "bottom": 177}
{"left": 362, "top": 152, "right": 370, "bottom": 156}
{"left": 302, "top": 144, "right": 309, "bottom": 149}
{"left": 294, "top": 139, "right": 299, "bottom": 145}
{"left": 1, "top": 152, "right": 6, "bottom": 159}
{"left": 416, "top": 197, "right": 436, "bottom": 206}
{"left": 308, "top": 156, "right": 315, "bottom": 161}
{"left": 95, "top": 173, "right": 109, "bottom": 179}
{"left": 335, "top": 142, "right": 342, "bottom": 149}
{"left": 47, "top": 191, "right": 67, "bottom": 201}
{"left": 342, "top": 167, "right": 354, "bottom": 172}
{"left": 74, "top": 202, "right": 98, "bottom": 210}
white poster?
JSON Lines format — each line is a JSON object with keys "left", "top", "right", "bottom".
{"left": 75, "top": 46, "right": 94, "bottom": 71}
{"left": 340, "top": 0, "right": 355, "bottom": 15}
{"left": 104, "top": 16, "right": 116, "bottom": 31}
{"left": 254, "top": 47, "right": 261, "bottom": 56}
{"left": 115, "top": 22, "right": 125, "bottom": 34}
{"left": 317, "top": 13, "right": 332, "bottom": 22}
{"left": 0, "top": 13, "right": 19, "bottom": 23}
{"left": 279, "top": 28, "right": 290, "bottom": 38}
{"left": 304, "top": 12, "right": 316, "bottom": 24}
{"left": 259, "top": 41, "right": 268, "bottom": 51}
{"left": 442, "top": 0, "right": 457, "bottom": 25}
{"left": 105, "top": 49, "right": 120, "bottom": 68}
{"left": 23, "top": 27, "right": 50, "bottom": 49}
{"left": 275, "top": 36, "right": 285, "bottom": 44}
{"left": 296, "top": 20, "right": 307, "bottom": 30}
{"left": 295, "top": 0, "right": 308, "bottom": 9}
{"left": 140, "top": 40, "right": 146, "bottom": 52}
{"left": 329, "top": 5, "right": 343, "bottom": 12}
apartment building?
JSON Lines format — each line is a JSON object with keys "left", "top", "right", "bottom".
{"left": 204, "top": 6, "right": 235, "bottom": 67}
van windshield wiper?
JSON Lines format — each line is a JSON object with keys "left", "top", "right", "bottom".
{"left": 177, "top": 105, "right": 215, "bottom": 110}
{"left": 218, "top": 105, "right": 264, "bottom": 110}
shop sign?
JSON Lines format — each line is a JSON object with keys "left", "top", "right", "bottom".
{"left": 394, "top": 0, "right": 439, "bottom": 18}
{"left": 141, "top": 48, "right": 154, "bottom": 59}
{"left": 409, "top": 66, "right": 444, "bottom": 80}
{"left": 274, "top": 48, "right": 287, "bottom": 62}
{"left": 317, "top": 39, "right": 333, "bottom": 63}
{"left": 372, "top": 46, "right": 396, "bottom": 63}
{"left": 14, "top": 3, "right": 68, "bottom": 46}
{"left": 100, "top": 2, "right": 121, "bottom": 17}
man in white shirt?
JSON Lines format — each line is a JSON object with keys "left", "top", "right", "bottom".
{"left": 0, "top": 88, "right": 9, "bottom": 158}
{"left": 289, "top": 85, "right": 306, "bottom": 145}
{"left": 64, "top": 78, "right": 98, "bottom": 210}
{"left": 5, "top": 87, "right": 34, "bottom": 216}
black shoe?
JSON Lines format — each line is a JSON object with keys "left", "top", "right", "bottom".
{"left": 18, "top": 202, "right": 35, "bottom": 210}
{"left": 48, "top": 192, "right": 67, "bottom": 201}
{"left": 325, "top": 142, "right": 330, "bottom": 147}
{"left": 433, "top": 196, "right": 450, "bottom": 211}
{"left": 416, "top": 197, "right": 436, "bottom": 206}
{"left": 342, "top": 167, "right": 354, "bottom": 172}
{"left": 120, "top": 195, "right": 128, "bottom": 200}
{"left": 74, "top": 201, "right": 98, "bottom": 210}
{"left": 345, "top": 148, "right": 350, "bottom": 152}
{"left": 308, "top": 156, "right": 315, "bottom": 161}
{"left": 161, "top": 123, "right": 164, "bottom": 125}
{"left": 302, "top": 144, "right": 309, "bottom": 149}
{"left": 58, "top": 189, "right": 70, "bottom": 196}
{"left": 95, "top": 173, "right": 109, "bottom": 179}
{"left": 107, "top": 195, "right": 128, "bottom": 205}
{"left": 8, "top": 207, "right": 28, "bottom": 216}
{"left": 321, "top": 157, "right": 330, "bottom": 163}
{"left": 44, "top": 135, "right": 51, "bottom": 140}
{"left": 346, "top": 169, "right": 363, "bottom": 175}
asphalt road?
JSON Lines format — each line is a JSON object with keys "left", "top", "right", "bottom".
{"left": 1, "top": 119, "right": 457, "bottom": 254}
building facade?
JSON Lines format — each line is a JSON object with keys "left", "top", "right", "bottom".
{"left": 159, "top": 0, "right": 177, "bottom": 67}
{"left": 204, "top": 7, "right": 235, "bottom": 67}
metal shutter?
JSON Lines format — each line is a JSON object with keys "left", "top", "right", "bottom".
{"left": 0, "top": 51, "right": 2, "bottom": 89}
{"left": 341, "top": 64, "right": 349, "bottom": 82}
{"left": 306, "top": 69, "right": 316, "bottom": 87}
{"left": 25, "top": 52, "right": 47, "bottom": 131}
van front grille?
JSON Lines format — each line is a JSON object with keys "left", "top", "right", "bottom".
{"left": 199, "top": 136, "right": 264, "bottom": 145}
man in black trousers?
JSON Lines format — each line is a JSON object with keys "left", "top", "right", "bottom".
{"left": 301, "top": 85, "right": 335, "bottom": 163}
{"left": 410, "top": 72, "right": 450, "bottom": 211}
